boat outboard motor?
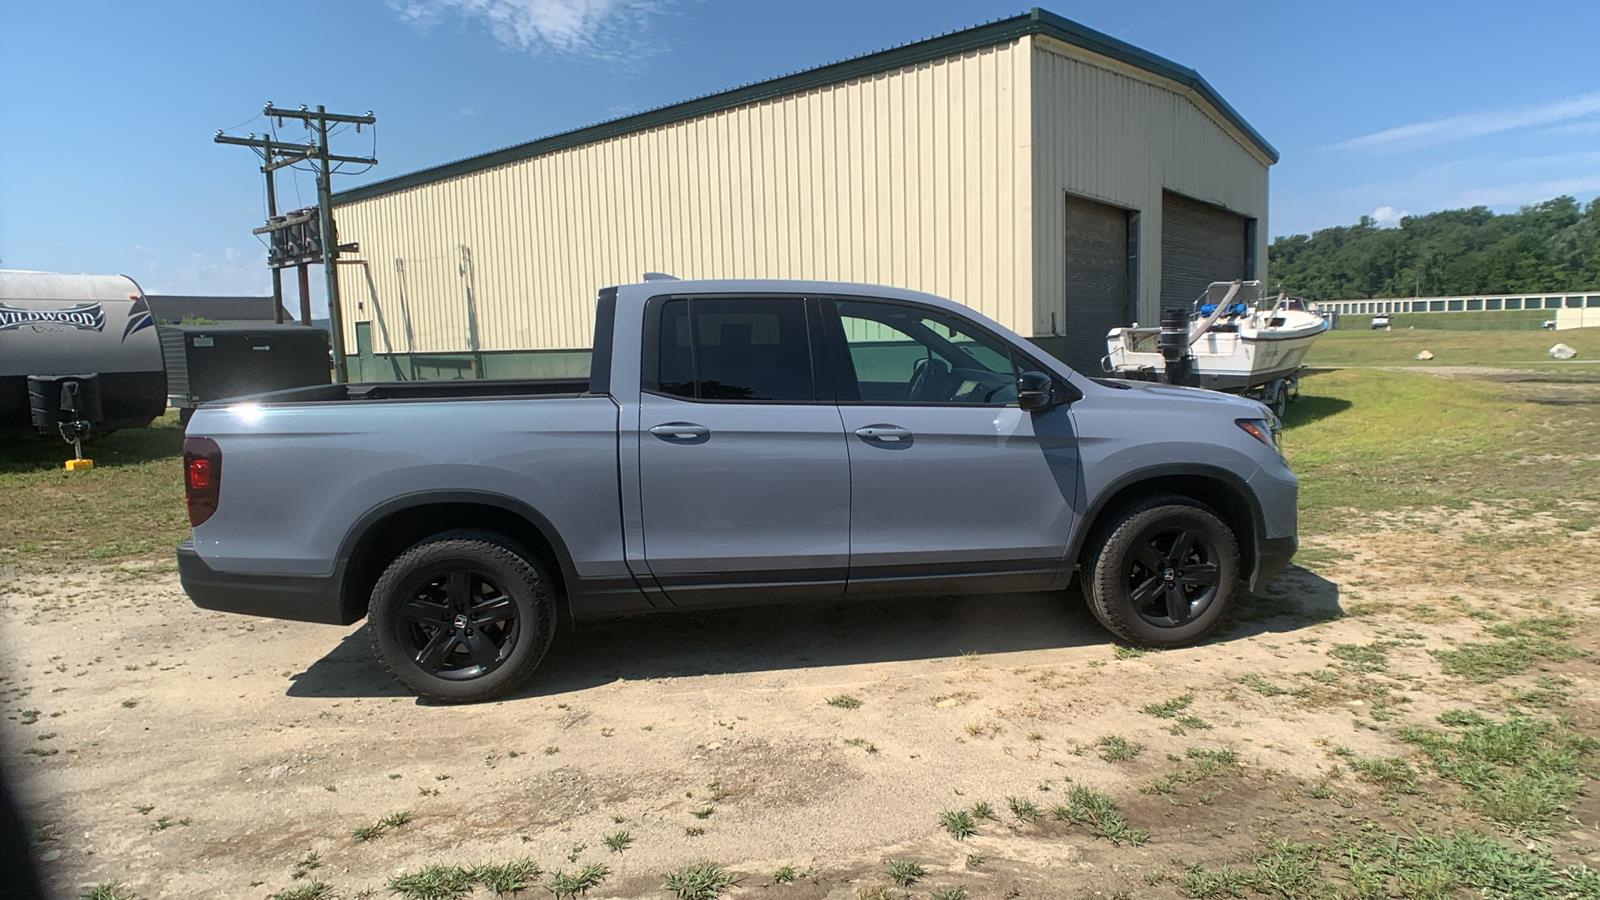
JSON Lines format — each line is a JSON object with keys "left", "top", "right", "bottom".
{"left": 28, "top": 373, "right": 102, "bottom": 463}
{"left": 1158, "top": 308, "right": 1192, "bottom": 385}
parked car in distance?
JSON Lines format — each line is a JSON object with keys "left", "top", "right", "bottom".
{"left": 177, "top": 278, "right": 1299, "bottom": 702}
{"left": 1370, "top": 313, "right": 1391, "bottom": 330}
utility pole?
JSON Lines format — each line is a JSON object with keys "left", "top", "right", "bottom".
{"left": 216, "top": 102, "right": 375, "bottom": 382}
{"left": 262, "top": 138, "right": 284, "bottom": 325}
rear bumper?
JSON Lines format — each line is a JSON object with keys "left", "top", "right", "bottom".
{"left": 177, "top": 541, "right": 357, "bottom": 625}
{"left": 1249, "top": 535, "right": 1297, "bottom": 592}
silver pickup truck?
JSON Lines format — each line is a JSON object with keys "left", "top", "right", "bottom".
{"left": 178, "top": 279, "right": 1298, "bottom": 702}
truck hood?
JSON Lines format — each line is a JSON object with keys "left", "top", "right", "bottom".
{"left": 1089, "top": 377, "right": 1272, "bottom": 418}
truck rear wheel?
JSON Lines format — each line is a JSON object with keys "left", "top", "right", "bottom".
{"left": 367, "top": 530, "right": 556, "bottom": 703}
{"left": 1083, "top": 495, "right": 1239, "bottom": 647}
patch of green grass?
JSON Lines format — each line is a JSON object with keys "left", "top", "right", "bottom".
{"left": 929, "top": 888, "right": 970, "bottom": 900}
{"left": 1432, "top": 616, "right": 1581, "bottom": 682}
{"left": 1349, "top": 756, "right": 1420, "bottom": 793}
{"left": 352, "top": 810, "right": 412, "bottom": 841}
{"left": 884, "top": 859, "right": 923, "bottom": 886}
{"left": 1113, "top": 644, "right": 1149, "bottom": 659}
{"left": 602, "top": 830, "right": 631, "bottom": 853}
{"left": 269, "top": 883, "right": 334, "bottom": 900}
{"left": 1307, "top": 325, "right": 1598, "bottom": 368}
{"left": 1178, "top": 839, "right": 1325, "bottom": 899}
{"left": 825, "top": 694, "right": 863, "bottom": 710}
{"left": 290, "top": 850, "right": 321, "bottom": 880}
{"left": 1147, "top": 747, "right": 1241, "bottom": 795}
{"left": 79, "top": 885, "right": 142, "bottom": 900}
{"left": 938, "top": 808, "right": 977, "bottom": 840}
{"left": 1399, "top": 714, "right": 1595, "bottom": 827}
{"left": 1006, "top": 796, "right": 1040, "bottom": 821}
{"left": 1141, "top": 693, "right": 1209, "bottom": 732}
{"left": 843, "top": 736, "right": 879, "bottom": 754}
{"left": 1050, "top": 785, "right": 1149, "bottom": 846}
{"left": 547, "top": 864, "right": 608, "bottom": 898}
{"left": 772, "top": 865, "right": 799, "bottom": 884}
{"left": 1096, "top": 735, "right": 1143, "bottom": 762}
{"left": 663, "top": 862, "right": 736, "bottom": 900}
{"left": 472, "top": 859, "right": 541, "bottom": 894}
{"left": 969, "top": 800, "right": 996, "bottom": 821}
{"left": 1329, "top": 640, "right": 1395, "bottom": 673}
{"left": 389, "top": 865, "right": 473, "bottom": 900}
{"left": 1237, "top": 673, "right": 1296, "bottom": 698}
{"left": 0, "top": 412, "right": 188, "bottom": 567}
{"left": 1342, "top": 830, "right": 1600, "bottom": 899}
{"left": 1283, "top": 367, "right": 1600, "bottom": 531}
{"left": 1509, "top": 675, "right": 1571, "bottom": 709}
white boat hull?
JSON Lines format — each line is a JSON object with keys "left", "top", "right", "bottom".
{"left": 1105, "top": 307, "right": 1329, "bottom": 392}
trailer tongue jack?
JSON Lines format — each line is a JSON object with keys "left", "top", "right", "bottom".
{"left": 27, "top": 374, "right": 101, "bottom": 471}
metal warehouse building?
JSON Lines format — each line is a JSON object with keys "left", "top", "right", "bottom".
{"left": 332, "top": 8, "right": 1276, "bottom": 380}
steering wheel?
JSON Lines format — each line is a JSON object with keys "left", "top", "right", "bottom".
{"left": 909, "top": 356, "right": 957, "bottom": 402}
{"left": 908, "top": 356, "right": 932, "bottom": 401}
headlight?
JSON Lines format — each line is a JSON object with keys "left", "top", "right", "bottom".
{"left": 1236, "top": 418, "right": 1279, "bottom": 453}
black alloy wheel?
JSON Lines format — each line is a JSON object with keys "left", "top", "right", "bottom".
{"left": 397, "top": 566, "right": 519, "bottom": 680}
{"left": 367, "top": 530, "right": 556, "bottom": 703}
{"left": 1125, "top": 524, "right": 1222, "bottom": 628}
{"left": 1082, "top": 495, "right": 1240, "bottom": 648}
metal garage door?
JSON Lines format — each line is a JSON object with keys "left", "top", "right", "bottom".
{"left": 1160, "top": 191, "right": 1248, "bottom": 312}
{"left": 1061, "top": 195, "right": 1131, "bottom": 373}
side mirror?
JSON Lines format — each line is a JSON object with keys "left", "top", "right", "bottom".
{"left": 1017, "top": 370, "right": 1053, "bottom": 410}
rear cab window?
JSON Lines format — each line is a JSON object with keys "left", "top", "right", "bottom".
{"left": 647, "top": 297, "right": 817, "bottom": 402}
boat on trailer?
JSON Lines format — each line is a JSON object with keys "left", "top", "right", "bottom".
{"left": 1103, "top": 280, "right": 1330, "bottom": 416}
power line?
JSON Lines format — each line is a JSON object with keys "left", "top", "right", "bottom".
{"left": 215, "top": 102, "right": 378, "bottom": 383}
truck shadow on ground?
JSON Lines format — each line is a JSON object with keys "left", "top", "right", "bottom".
{"left": 286, "top": 566, "right": 1340, "bottom": 702}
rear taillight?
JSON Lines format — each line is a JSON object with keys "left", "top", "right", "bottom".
{"left": 183, "top": 436, "right": 222, "bottom": 527}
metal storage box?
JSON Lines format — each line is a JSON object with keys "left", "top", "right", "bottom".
{"left": 159, "top": 324, "right": 330, "bottom": 422}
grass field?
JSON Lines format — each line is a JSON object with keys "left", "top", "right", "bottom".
{"left": 0, "top": 412, "right": 187, "bottom": 566}
{"left": 2, "top": 334, "right": 1598, "bottom": 898}
{"left": 1306, "top": 325, "right": 1598, "bottom": 370}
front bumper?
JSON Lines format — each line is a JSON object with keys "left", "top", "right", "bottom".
{"left": 177, "top": 541, "right": 356, "bottom": 625}
{"left": 1249, "top": 535, "right": 1297, "bottom": 592}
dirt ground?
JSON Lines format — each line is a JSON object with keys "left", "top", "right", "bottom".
{"left": 3, "top": 373, "right": 1599, "bottom": 899}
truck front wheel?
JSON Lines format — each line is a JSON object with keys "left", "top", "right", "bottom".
{"left": 1084, "top": 495, "right": 1239, "bottom": 647}
{"left": 367, "top": 530, "right": 556, "bottom": 703}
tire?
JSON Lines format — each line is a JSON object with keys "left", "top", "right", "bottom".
{"left": 367, "top": 530, "right": 556, "bottom": 703}
{"left": 1267, "top": 381, "right": 1289, "bottom": 419}
{"left": 1084, "top": 494, "right": 1240, "bottom": 647}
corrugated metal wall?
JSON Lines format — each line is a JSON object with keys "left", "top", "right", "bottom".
{"left": 1030, "top": 36, "right": 1270, "bottom": 329}
{"left": 335, "top": 41, "right": 1034, "bottom": 355}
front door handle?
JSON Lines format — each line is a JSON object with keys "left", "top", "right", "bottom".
{"left": 854, "top": 424, "right": 912, "bottom": 443}
{"left": 649, "top": 422, "right": 711, "bottom": 442}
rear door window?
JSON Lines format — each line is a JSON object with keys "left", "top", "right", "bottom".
{"left": 651, "top": 297, "right": 816, "bottom": 402}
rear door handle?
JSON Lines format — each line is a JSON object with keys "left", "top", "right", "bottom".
{"left": 854, "top": 424, "right": 912, "bottom": 443}
{"left": 649, "top": 422, "right": 711, "bottom": 442}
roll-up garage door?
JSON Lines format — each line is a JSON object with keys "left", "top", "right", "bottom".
{"left": 1160, "top": 191, "right": 1248, "bottom": 312}
{"left": 1061, "top": 195, "right": 1131, "bottom": 373}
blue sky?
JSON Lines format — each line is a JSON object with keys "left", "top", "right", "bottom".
{"left": 3, "top": 1, "right": 1598, "bottom": 314}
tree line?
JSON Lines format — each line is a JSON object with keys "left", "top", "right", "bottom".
{"left": 1267, "top": 196, "right": 1600, "bottom": 301}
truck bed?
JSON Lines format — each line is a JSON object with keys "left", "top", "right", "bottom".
{"left": 204, "top": 377, "right": 593, "bottom": 407}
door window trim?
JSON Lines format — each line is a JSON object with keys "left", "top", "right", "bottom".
{"left": 639, "top": 293, "right": 835, "bottom": 405}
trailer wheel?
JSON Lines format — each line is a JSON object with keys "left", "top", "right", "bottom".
{"left": 367, "top": 530, "right": 556, "bottom": 703}
{"left": 1083, "top": 494, "right": 1239, "bottom": 647}
{"left": 1267, "top": 381, "right": 1289, "bottom": 419}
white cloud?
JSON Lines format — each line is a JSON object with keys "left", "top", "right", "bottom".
{"left": 391, "top": 0, "right": 666, "bottom": 60}
{"left": 1332, "top": 90, "right": 1600, "bottom": 151}
{"left": 1541, "top": 118, "right": 1600, "bottom": 137}
{"left": 1369, "top": 205, "right": 1408, "bottom": 227}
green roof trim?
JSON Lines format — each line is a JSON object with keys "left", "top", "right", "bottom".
{"left": 333, "top": 7, "right": 1276, "bottom": 206}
